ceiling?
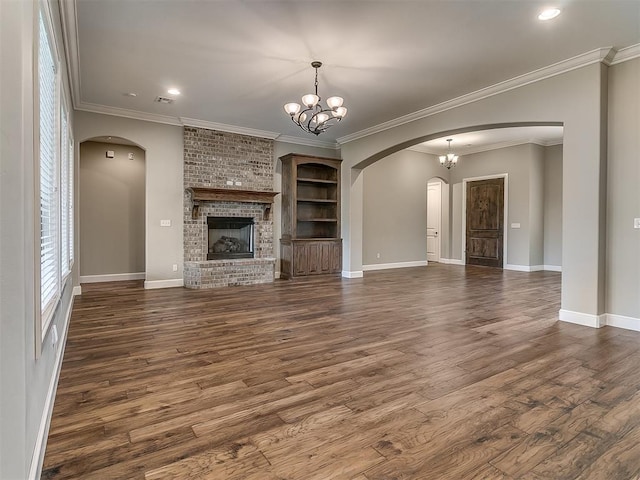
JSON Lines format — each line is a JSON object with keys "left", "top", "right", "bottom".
{"left": 69, "top": 0, "right": 640, "bottom": 146}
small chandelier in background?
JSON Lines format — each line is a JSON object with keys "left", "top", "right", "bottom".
{"left": 439, "top": 139, "right": 459, "bottom": 169}
{"left": 284, "top": 61, "right": 347, "bottom": 136}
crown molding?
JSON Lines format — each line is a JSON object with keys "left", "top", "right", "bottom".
{"left": 76, "top": 101, "right": 183, "bottom": 126}
{"left": 610, "top": 43, "right": 640, "bottom": 65}
{"left": 59, "top": 0, "right": 81, "bottom": 109}
{"left": 337, "top": 47, "right": 616, "bottom": 145}
{"left": 180, "top": 117, "right": 280, "bottom": 139}
{"left": 408, "top": 138, "right": 563, "bottom": 156}
{"left": 275, "top": 135, "right": 340, "bottom": 150}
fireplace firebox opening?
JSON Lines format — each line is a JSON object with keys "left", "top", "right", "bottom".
{"left": 207, "top": 217, "right": 254, "bottom": 260}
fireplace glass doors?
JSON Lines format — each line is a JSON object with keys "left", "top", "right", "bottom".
{"left": 207, "top": 217, "right": 254, "bottom": 260}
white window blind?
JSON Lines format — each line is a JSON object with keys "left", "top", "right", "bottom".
{"left": 61, "top": 108, "right": 70, "bottom": 277}
{"left": 39, "top": 11, "right": 59, "bottom": 319}
{"left": 68, "top": 135, "right": 74, "bottom": 266}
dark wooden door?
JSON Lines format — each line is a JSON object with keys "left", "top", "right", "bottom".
{"left": 466, "top": 178, "right": 504, "bottom": 268}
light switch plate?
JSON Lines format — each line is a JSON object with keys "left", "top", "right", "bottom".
{"left": 634, "top": 218, "right": 640, "bottom": 229}
{"left": 234, "top": 181, "right": 242, "bottom": 186}
{"left": 226, "top": 180, "right": 233, "bottom": 185}
{"left": 511, "top": 223, "right": 521, "bottom": 229}
{"left": 160, "top": 219, "right": 171, "bottom": 227}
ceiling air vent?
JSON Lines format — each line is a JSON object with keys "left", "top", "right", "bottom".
{"left": 154, "top": 96, "right": 174, "bottom": 104}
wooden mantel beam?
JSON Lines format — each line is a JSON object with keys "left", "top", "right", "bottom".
{"left": 186, "top": 187, "right": 279, "bottom": 219}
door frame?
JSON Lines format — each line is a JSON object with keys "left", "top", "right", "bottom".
{"left": 426, "top": 180, "right": 442, "bottom": 263}
{"left": 461, "top": 173, "right": 508, "bottom": 267}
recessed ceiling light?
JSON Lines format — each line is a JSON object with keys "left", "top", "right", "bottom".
{"left": 168, "top": 88, "right": 181, "bottom": 95}
{"left": 538, "top": 8, "right": 561, "bottom": 20}
{"left": 124, "top": 92, "right": 137, "bottom": 97}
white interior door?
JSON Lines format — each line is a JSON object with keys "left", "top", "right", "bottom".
{"left": 427, "top": 181, "right": 442, "bottom": 262}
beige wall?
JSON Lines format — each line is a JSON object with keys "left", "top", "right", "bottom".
{"left": 606, "top": 58, "right": 639, "bottom": 319}
{"left": 544, "top": 144, "right": 563, "bottom": 267}
{"left": 79, "top": 141, "right": 145, "bottom": 277}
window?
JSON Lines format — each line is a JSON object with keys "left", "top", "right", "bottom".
{"left": 39, "top": 9, "right": 60, "bottom": 327}
{"left": 37, "top": 3, "right": 74, "bottom": 339}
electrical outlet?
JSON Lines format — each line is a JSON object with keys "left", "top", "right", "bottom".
{"left": 635, "top": 218, "right": 640, "bottom": 229}
{"left": 226, "top": 180, "right": 233, "bottom": 186}
{"left": 376, "top": 253, "right": 381, "bottom": 259}
{"left": 172, "top": 264, "right": 178, "bottom": 272}
{"left": 234, "top": 181, "right": 242, "bottom": 186}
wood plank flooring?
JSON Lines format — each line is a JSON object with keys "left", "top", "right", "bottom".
{"left": 42, "top": 264, "right": 640, "bottom": 479}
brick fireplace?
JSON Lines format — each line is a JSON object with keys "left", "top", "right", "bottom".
{"left": 183, "top": 127, "right": 277, "bottom": 289}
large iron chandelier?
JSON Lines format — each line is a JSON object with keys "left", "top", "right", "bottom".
{"left": 283, "top": 61, "right": 347, "bottom": 136}
{"left": 439, "top": 139, "right": 459, "bottom": 169}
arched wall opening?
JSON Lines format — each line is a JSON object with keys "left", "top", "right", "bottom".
{"left": 339, "top": 61, "right": 608, "bottom": 321}
{"left": 359, "top": 124, "right": 563, "bottom": 274}
{"left": 78, "top": 136, "right": 146, "bottom": 283}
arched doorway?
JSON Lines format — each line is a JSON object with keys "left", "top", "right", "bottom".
{"left": 78, "top": 136, "right": 146, "bottom": 283}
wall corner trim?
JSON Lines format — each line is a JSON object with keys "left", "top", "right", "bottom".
{"left": 341, "top": 270, "right": 364, "bottom": 279}
{"left": 440, "top": 258, "right": 465, "bottom": 266}
{"left": 543, "top": 265, "right": 562, "bottom": 272}
{"left": 559, "top": 309, "right": 606, "bottom": 328}
{"left": 144, "top": 278, "right": 185, "bottom": 289}
{"left": 80, "top": 272, "right": 146, "bottom": 284}
{"left": 362, "top": 260, "right": 428, "bottom": 271}
{"left": 605, "top": 313, "right": 640, "bottom": 332}
{"left": 28, "top": 295, "right": 75, "bottom": 480}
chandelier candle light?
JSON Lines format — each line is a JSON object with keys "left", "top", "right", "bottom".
{"left": 284, "top": 61, "right": 347, "bottom": 136}
{"left": 439, "top": 139, "right": 459, "bottom": 169}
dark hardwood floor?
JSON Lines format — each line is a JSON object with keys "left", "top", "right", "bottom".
{"left": 42, "top": 264, "right": 640, "bottom": 479}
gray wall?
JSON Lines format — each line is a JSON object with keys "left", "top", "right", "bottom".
{"left": 362, "top": 150, "right": 448, "bottom": 265}
{"left": 80, "top": 141, "right": 145, "bottom": 277}
{"left": 449, "top": 143, "right": 544, "bottom": 266}
{"left": 606, "top": 58, "right": 639, "bottom": 319}
{"left": 544, "top": 144, "right": 563, "bottom": 267}
{"left": 340, "top": 62, "right": 608, "bottom": 319}
{"left": 0, "top": 0, "right": 76, "bottom": 478}
{"left": 74, "top": 111, "right": 184, "bottom": 286}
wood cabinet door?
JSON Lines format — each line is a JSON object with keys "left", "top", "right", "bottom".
{"left": 293, "top": 243, "right": 308, "bottom": 276}
{"left": 307, "top": 242, "right": 320, "bottom": 274}
{"left": 466, "top": 178, "right": 504, "bottom": 268}
{"left": 330, "top": 241, "right": 342, "bottom": 273}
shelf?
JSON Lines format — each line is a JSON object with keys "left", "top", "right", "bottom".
{"left": 297, "top": 198, "right": 337, "bottom": 203}
{"left": 186, "top": 187, "right": 279, "bottom": 219}
{"left": 297, "top": 177, "right": 338, "bottom": 185}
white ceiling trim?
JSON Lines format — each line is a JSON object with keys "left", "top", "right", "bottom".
{"left": 337, "top": 47, "right": 616, "bottom": 145}
{"left": 76, "top": 101, "right": 183, "bottom": 126}
{"left": 180, "top": 117, "right": 280, "bottom": 140}
{"left": 275, "top": 135, "right": 340, "bottom": 150}
{"left": 409, "top": 138, "right": 563, "bottom": 156}
{"left": 59, "top": 0, "right": 81, "bottom": 109}
{"left": 609, "top": 43, "right": 640, "bottom": 65}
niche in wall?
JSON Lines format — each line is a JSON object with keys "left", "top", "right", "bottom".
{"left": 79, "top": 139, "right": 146, "bottom": 281}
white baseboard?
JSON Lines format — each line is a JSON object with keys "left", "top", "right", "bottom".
{"left": 505, "top": 264, "right": 543, "bottom": 272}
{"left": 440, "top": 258, "right": 465, "bottom": 265}
{"left": 605, "top": 313, "right": 640, "bottom": 332}
{"left": 80, "top": 272, "right": 145, "bottom": 283}
{"left": 362, "top": 260, "right": 428, "bottom": 271}
{"left": 72, "top": 285, "right": 82, "bottom": 296}
{"left": 559, "top": 309, "right": 606, "bottom": 328}
{"left": 144, "top": 278, "right": 184, "bottom": 289}
{"left": 28, "top": 294, "right": 74, "bottom": 480}
{"left": 341, "top": 270, "right": 364, "bottom": 279}
{"left": 543, "top": 265, "right": 562, "bottom": 272}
